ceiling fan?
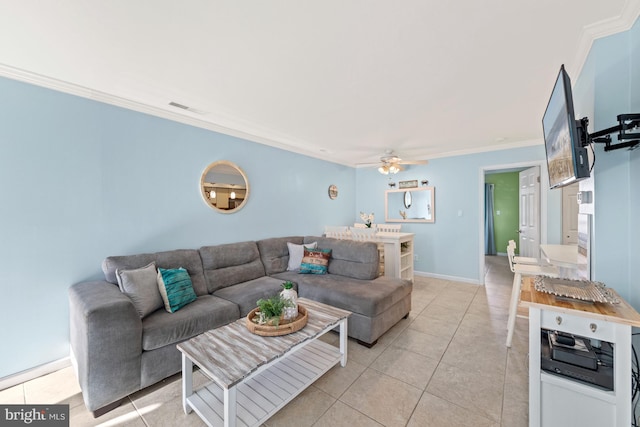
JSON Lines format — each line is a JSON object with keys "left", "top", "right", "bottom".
{"left": 359, "top": 150, "right": 428, "bottom": 174}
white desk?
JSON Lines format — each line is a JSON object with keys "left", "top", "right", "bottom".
{"left": 540, "top": 244, "right": 578, "bottom": 268}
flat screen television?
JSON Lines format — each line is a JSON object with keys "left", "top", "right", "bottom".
{"left": 542, "top": 65, "right": 590, "bottom": 189}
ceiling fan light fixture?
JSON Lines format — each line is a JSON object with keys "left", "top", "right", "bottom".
{"left": 378, "top": 165, "right": 389, "bottom": 174}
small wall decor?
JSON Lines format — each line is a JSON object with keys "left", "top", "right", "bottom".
{"left": 399, "top": 180, "right": 418, "bottom": 189}
{"left": 388, "top": 182, "right": 396, "bottom": 188}
{"left": 328, "top": 184, "right": 338, "bottom": 199}
{"left": 421, "top": 180, "right": 429, "bottom": 186}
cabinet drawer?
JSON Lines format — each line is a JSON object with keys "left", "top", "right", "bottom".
{"left": 540, "top": 310, "right": 616, "bottom": 341}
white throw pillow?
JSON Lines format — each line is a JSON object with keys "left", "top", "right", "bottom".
{"left": 287, "top": 241, "right": 317, "bottom": 271}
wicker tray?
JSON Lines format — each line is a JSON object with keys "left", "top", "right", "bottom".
{"left": 246, "top": 304, "right": 308, "bottom": 336}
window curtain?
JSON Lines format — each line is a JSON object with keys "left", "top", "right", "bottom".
{"left": 485, "top": 183, "right": 496, "bottom": 255}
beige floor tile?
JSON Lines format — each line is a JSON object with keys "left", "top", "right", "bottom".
{"left": 407, "top": 392, "right": 498, "bottom": 427}
{"left": 313, "top": 359, "right": 367, "bottom": 398}
{"left": 23, "top": 366, "right": 84, "bottom": 409}
{"left": 370, "top": 346, "right": 438, "bottom": 390}
{"left": 390, "top": 328, "right": 450, "bottom": 361}
{"left": 0, "top": 384, "right": 24, "bottom": 404}
{"left": 409, "top": 313, "right": 460, "bottom": 339}
{"left": 439, "top": 333, "right": 507, "bottom": 377}
{"left": 427, "top": 362, "right": 504, "bottom": 422}
{"left": 137, "top": 395, "right": 206, "bottom": 427}
{"left": 344, "top": 338, "right": 388, "bottom": 366}
{"left": 263, "top": 386, "right": 335, "bottom": 427}
{"left": 313, "top": 401, "right": 383, "bottom": 427}
{"left": 69, "top": 399, "right": 146, "bottom": 427}
{"left": 419, "top": 301, "right": 468, "bottom": 323}
{"left": 340, "top": 368, "right": 422, "bottom": 427}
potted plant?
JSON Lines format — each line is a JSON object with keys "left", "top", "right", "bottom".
{"left": 254, "top": 295, "right": 293, "bottom": 327}
{"left": 280, "top": 281, "right": 298, "bottom": 320}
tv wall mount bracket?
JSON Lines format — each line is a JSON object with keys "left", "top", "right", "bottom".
{"left": 578, "top": 114, "right": 640, "bottom": 151}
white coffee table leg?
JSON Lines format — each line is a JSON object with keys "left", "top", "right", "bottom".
{"left": 224, "top": 386, "right": 237, "bottom": 427}
{"left": 182, "top": 354, "right": 193, "bottom": 414}
{"left": 339, "top": 319, "right": 348, "bottom": 367}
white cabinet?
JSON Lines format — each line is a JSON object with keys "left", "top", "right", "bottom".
{"left": 521, "top": 278, "right": 640, "bottom": 427}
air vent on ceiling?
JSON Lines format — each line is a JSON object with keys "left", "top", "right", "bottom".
{"left": 169, "top": 101, "right": 189, "bottom": 110}
{"left": 168, "top": 101, "right": 207, "bottom": 115}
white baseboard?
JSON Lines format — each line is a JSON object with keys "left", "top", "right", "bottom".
{"left": 0, "top": 357, "right": 71, "bottom": 391}
{"left": 414, "top": 270, "right": 482, "bottom": 285}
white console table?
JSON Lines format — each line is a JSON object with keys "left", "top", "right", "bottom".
{"left": 520, "top": 278, "right": 640, "bottom": 427}
{"left": 375, "top": 232, "right": 414, "bottom": 281}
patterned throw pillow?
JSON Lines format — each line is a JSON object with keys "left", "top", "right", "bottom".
{"left": 116, "top": 262, "right": 163, "bottom": 318}
{"left": 157, "top": 267, "right": 197, "bottom": 313}
{"left": 299, "top": 248, "right": 332, "bottom": 274}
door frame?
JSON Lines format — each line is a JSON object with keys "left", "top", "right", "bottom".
{"left": 479, "top": 160, "right": 549, "bottom": 285}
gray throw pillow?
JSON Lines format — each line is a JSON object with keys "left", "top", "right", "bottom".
{"left": 116, "top": 262, "right": 164, "bottom": 318}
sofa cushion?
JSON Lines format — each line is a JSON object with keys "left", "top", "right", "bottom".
{"left": 272, "top": 271, "right": 411, "bottom": 318}
{"left": 116, "top": 261, "right": 163, "bottom": 318}
{"left": 286, "top": 241, "right": 317, "bottom": 271}
{"left": 199, "top": 241, "right": 266, "bottom": 293}
{"left": 304, "top": 236, "right": 379, "bottom": 280}
{"left": 213, "top": 276, "right": 296, "bottom": 317}
{"left": 257, "top": 236, "right": 304, "bottom": 275}
{"left": 299, "top": 248, "right": 331, "bottom": 274}
{"left": 141, "top": 295, "right": 239, "bottom": 351}
{"left": 157, "top": 267, "right": 197, "bottom": 313}
{"left": 103, "top": 249, "right": 208, "bottom": 296}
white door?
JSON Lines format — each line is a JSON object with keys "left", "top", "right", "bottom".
{"left": 519, "top": 167, "right": 541, "bottom": 257}
{"left": 562, "top": 183, "right": 579, "bottom": 244}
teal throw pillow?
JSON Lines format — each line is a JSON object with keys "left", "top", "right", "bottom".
{"left": 299, "top": 248, "right": 332, "bottom": 274}
{"left": 157, "top": 267, "right": 197, "bottom": 313}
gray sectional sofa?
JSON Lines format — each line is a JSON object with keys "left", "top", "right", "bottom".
{"left": 68, "top": 236, "right": 412, "bottom": 416}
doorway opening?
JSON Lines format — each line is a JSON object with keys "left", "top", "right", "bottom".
{"left": 479, "top": 160, "right": 549, "bottom": 285}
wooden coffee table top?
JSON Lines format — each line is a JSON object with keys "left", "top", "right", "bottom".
{"left": 177, "top": 298, "right": 351, "bottom": 389}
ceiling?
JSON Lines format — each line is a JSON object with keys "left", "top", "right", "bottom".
{"left": 1, "top": 1, "right": 638, "bottom": 167}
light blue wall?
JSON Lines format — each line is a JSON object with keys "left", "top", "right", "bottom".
{"left": 0, "top": 76, "right": 356, "bottom": 378}
{"left": 356, "top": 145, "right": 562, "bottom": 283}
{"left": 572, "top": 17, "right": 639, "bottom": 306}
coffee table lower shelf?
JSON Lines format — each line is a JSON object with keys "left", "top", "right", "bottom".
{"left": 186, "top": 340, "right": 342, "bottom": 427}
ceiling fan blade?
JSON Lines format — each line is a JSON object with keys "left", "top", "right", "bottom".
{"left": 398, "top": 160, "right": 428, "bottom": 165}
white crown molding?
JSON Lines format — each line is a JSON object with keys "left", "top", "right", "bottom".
{"left": 0, "top": 64, "right": 354, "bottom": 167}
{"left": 571, "top": 0, "right": 640, "bottom": 78}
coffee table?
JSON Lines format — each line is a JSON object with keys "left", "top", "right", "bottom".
{"left": 177, "top": 298, "right": 350, "bottom": 427}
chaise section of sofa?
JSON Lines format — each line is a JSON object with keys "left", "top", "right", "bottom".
{"left": 259, "top": 236, "right": 412, "bottom": 346}
{"left": 69, "top": 249, "right": 239, "bottom": 416}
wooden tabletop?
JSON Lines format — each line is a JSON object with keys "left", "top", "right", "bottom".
{"left": 520, "top": 277, "right": 640, "bottom": 327}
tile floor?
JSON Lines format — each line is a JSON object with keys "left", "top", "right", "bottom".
{"left": 0, "top": 256, "right": 529, "bottom": 426}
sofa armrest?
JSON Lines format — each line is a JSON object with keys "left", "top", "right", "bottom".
{"left": 68, "top": 280, "right": 142, "bottom": 411}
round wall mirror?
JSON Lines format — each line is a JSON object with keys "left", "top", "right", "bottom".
{"left": 200, "top": 160, "right": 249, "bottom": 213}
{"left": 404, "top": 191, "right": 412, "bottom": 209}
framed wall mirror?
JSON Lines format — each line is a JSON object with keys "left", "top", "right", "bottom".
{"left": 385, "top": 187, "right": 435, "bottom": 223}
{"left": 200, "top": 160, "right": 250, "bottom": 213}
